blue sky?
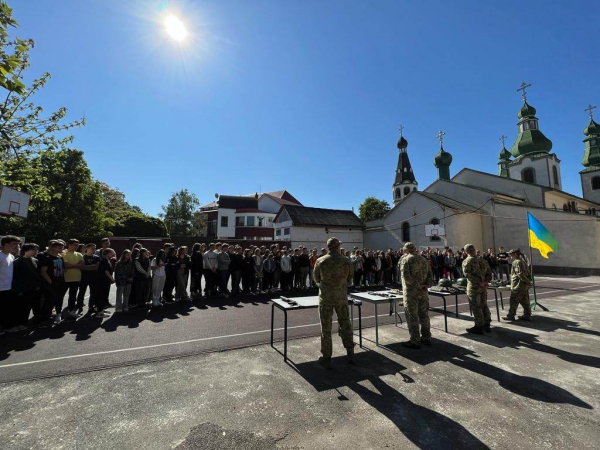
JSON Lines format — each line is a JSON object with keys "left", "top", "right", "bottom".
{"left": 13, "top": 0, "right": 599, "bottom": 216}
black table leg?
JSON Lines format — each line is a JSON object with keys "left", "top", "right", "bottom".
{"left": 500, "top": 292, "right": 504, "bottom": 310}
{"left": 358, "top": 304, "right": 363, "bottom": 348}
{"left": 284, "top": 309, "right": 288, "bottom": 362}
{"left": 494, "top": 290, "right": 500, "bottom": 322}
{"left": 443, "top": 296, "right": 448, "bottom": 333}
{"left": 455, "top": 294, "right": 459, "bottom": 318}
{"left": 270, "top": 303, "right": 275, "bottom": 347}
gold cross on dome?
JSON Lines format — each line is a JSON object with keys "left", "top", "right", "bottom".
{"left": 436, "top": 130, "right": 446, "bottom": 145}
{"left": 500, "top": 134, "right": 507, "bottom": 147}
{"left": 584, "top": 104, "right": 596, "bottom": 120}
{"left": 517, "top": 82, "right": 532, "bottom": 102}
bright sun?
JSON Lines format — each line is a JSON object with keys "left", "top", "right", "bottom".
{"left": 164, "top": 15, "right": 188, "bottom": 41}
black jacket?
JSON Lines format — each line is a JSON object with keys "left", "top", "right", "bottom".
{"left": 12, "top": 257, "right": 42, "bottom": 293}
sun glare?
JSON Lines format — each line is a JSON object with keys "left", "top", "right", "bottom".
{"left": 164, "top": 15, "right": 188, "bottom": 41}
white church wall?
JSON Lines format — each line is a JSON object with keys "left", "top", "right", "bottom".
{"left": 493, "top": 203, "right": 600, "bottom": 271}
{"left": 453, "top": 169, "right": 545, "bottom": 206}
{"left": 444, "top": 214, "right": 484, "bottom": 251}
{"left": 580, "top": 170, "right": 600, "bottom": 205}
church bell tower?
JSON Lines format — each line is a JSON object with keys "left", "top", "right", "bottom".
{"left": 580, "top": 104, "right": 600, "bottom": 204}
{"left": 392, "top": 125, "right": 418, "bottom": 206}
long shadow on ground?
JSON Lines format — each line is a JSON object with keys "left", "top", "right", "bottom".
{"left": 292, "top": 351, "right": 491, "bottom": 450}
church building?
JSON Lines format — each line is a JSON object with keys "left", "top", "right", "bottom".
{"left": 364, "top": 85, "right": 600, "bottom": 275}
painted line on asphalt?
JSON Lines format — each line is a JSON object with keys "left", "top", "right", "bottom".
{"left": 2, "top": 285, "right": 597, "bottom": 369}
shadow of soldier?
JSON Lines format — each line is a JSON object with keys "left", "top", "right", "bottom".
{"left": 385, "top": 339, "right": 592, "bottom": 410}
{"left": 291, "top": 350, "right": 490, "bottom": 450}
{"left": 505, "top": 315, "right": 600, "bottom": 338}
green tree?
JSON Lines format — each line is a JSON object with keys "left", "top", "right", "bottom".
{"left": 160, "top": 189, "right": 200, "bottom": 237}
{"left": 0, "top": 149, "right": 111, "bottom": 243}
{"left": 358, "top": 197, "right": 390, "bottom": 222}
{"left": 111, "top": 213, "right": 167, "bottom": 237}
{"left": 0, "top": 1, "right": 26, "bottom": 94}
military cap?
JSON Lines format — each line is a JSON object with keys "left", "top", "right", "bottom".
{"left": 508, "top": 248, "right": 520, "bottom": 255}
{"left": 403, "top": 242, "right": 416, "bottom": 251}
{"left": 464, "top": 244, "right": 476, "bottom": 252}
{"left": 326, "top": 237, "right": 341, "bottom": 248}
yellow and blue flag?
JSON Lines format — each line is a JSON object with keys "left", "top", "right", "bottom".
{"left": 527, "top": 212, "right": 559, "bottom": 259}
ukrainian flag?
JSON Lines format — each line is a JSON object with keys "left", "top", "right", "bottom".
{"left": 527, "top": 212, "right": 559, "bottom": 259}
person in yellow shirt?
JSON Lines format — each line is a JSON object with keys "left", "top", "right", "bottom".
{"left": 63, "top": 239, "right": 84, "bottom": 318}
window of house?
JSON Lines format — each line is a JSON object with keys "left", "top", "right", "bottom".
{"left": 235, "top": 216, "right": 244, "bottom": 227}
{"left": 402, "top": 222, "right": 410, "bottom": 242}
{"left": 258, "top": 217, "right": 264, "bottom": 227}
{"left": 403, "top": 186, "right": 410, "bottom": 196}
{"left": 522, "top": 168, "right": 535, "bottom": 184}
{"left": 220, "top": 216, "right": 228, "bottom": 227}
{"left": 552, "top": 166, "right": 559, "bottom": 187}
{"left": 593, "top": 176, "right": 600, "bottom": 190}
{"left": 276, "top": 229, "right": 281, "bottom": 236}
{"left": 268, "top": 218, "right": 273, "bottom": 223}
{"left": 284, "top": 228, "right": 290, "bottom": 235}
{"left": 430, "top": 218, "right": 440, "bottom": 241}
{"left": 563, "top": 203, "right": 569, "bottom": 211}
{"left": 246, "top": 216, "right": 255, "bottom": 226}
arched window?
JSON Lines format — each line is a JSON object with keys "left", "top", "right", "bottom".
{"left": 552, "top": 166, "right": 559, "bottom": 187}
{"left": 592, "top": 176, "right": 600, "bottom": 190}
{"left": 571, "top": 201, "right": 578, "bottom": 213}
{"left": 522, "top": 168, "right": 535, "bottom": 184}
{"left": 395, "top": 188, "right": 401, "bottom": 199}
{"left": 402, "top": 222, "right": 410, "bottom": 242}
{"left": 413, "top": 187, "right": 417, "bottom": 191}
{"left": 551, "top": 204, "right": 557, "bottom": 210}
{"left": 403, "top": 186, "right": 410, "bottom": 196}
{"left": 563, "top": 203, "right": 569, "bottom": 211}
{"left": 430, "top": 218, "right": 440, "bottom": 241}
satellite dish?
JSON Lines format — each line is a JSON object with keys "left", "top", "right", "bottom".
{"left": 214, "top": 193, "right": 218, "bottom": 199}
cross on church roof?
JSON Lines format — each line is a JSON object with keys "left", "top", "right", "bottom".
{"left": 499, "top": 134, "right": 507, "bottom": 147}
{"left": 398, "top": 124, "right": 404, "bottom": 137}
{"left": 585, "top": 104, "right": 596, "bottom": 120}
{"left": 436, "top": 130, "right": 446, "bottom": 145}
{"left": 517, "top": 82, "right": 532, "bottom": 102}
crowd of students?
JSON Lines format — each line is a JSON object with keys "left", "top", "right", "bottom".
{"left": 0, "top": 234, "right": 516, "bottom": 334}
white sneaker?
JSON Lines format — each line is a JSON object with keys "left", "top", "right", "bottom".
{"left": 53, "top": 313, "right": 62, "bottom": 324}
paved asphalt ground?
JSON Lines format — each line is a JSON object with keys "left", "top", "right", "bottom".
{"left": 0, "top": 274, "right": 599, "bottom": 449}
{"left": 0, "top": 276, "right": 598, "bottom": 384}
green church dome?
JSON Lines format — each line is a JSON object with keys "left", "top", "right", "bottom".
{"left": 517, "top": 101, "right": 537, "bottom": 119}
{"left": 434, "top": 147, "right": 453, "bottom": 167}
{"left": 584, "top": 118, "right": 600, "bottom": 137}
{"left": 498, "top": 146, "right": 511, "bottom": 160}
{"left": 397, "top": 135, "right": 408, "bottom": 149}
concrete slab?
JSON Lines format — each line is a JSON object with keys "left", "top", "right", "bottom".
{"left": 0, "top": 285, "right": 599, "bottom": 449}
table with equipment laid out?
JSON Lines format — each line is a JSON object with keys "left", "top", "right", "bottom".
{"left": 348, "top": 291, "right": 403, "bottom": 346}
{"left": 270, "top": 296, "right": 363, "bottom": 362}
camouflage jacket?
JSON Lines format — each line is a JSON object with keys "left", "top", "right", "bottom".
{"left": 462, "top": 255, "right": 483, "bottom": 288}
{"left": 400, "top": 253, "right": 434, "bottom": 293}
{"left": 477, "top": 256, "right": 493, "bottom": 283}
{"left": 313, "top": 251, "right": 353, "bottom": 303}
{"left": 511, "top": 258, "right": 532, "bottom": 292}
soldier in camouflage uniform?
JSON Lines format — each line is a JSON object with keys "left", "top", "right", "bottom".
{"left": 477, "top": 253, "right": 493, "bottom": 331}
{"left": 399, "top": 242, "right": 434, "bottom": 349}
{"left": 502, "top": 249, "right": 532, "bottom": 321}
{"left": 313, "top": 237, "right": 355, "bottom": 369}
{"left": 462, "top": 244, "right": 487, "bottom": 334}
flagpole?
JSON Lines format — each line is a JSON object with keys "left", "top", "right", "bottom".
{"left": 527, "top": 214, "right": 539, "bottom": 310}
{"left": 527, "top": 213, "right": 552, "bottom": 312}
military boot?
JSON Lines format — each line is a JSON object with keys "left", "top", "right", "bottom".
{"left": 346, "top": 349, "right": 355, "bottom": 365}
{"left": 421, "top": 339, "right": 432, "bottom": 346}
{"left": 518, "top": 315, "right": 532, "bottom": 321}
{"left": 318, "top": 357, "right": 333, "bottom": 370}
{"left": 484, "top": 323, "right": 492, "bottom": 332}
{"left": 401, "top": 340, "right": 421, "bottom": 349}
{"left": 466, "top": 326, "right": 484, "bottom": 335}
{"left": 502, "top": 315, "right": 516, "bottom": 321}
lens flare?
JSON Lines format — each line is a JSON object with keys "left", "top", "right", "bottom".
{"left": 164, "top": 15, "right": 187, "bottom": 41}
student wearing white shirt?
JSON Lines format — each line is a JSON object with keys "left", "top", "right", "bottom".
{"left": 0, "top": 235, "right": 22, "bottom": 334}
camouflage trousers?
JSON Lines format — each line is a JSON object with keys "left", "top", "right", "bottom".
{"left": 403, "top": 290, "right": 431, "bottom": 344}
{"left": 319, "top": 299, "right": 354, "bottom": 359}
{"left": 508, "top": 289, "right": 532, "bottom": 318}
{"left": 467, "top": 288, "right": 491, "bottom": 327}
